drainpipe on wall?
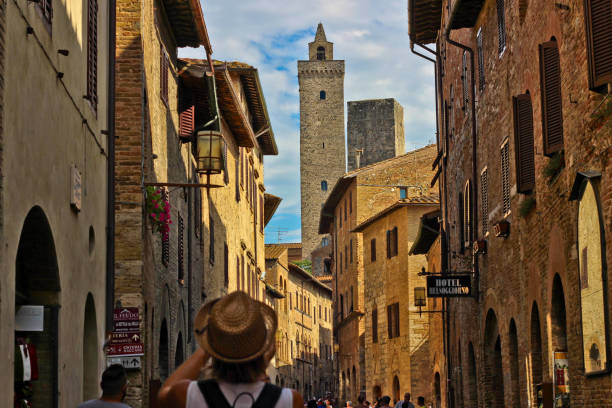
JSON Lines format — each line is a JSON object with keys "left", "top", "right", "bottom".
{"left": 105, "top": 0, "right": 116, "bottom": 334}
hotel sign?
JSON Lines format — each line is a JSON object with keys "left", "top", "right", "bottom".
{"left": 427, "top": 275, "right": 472, "bottom": 297}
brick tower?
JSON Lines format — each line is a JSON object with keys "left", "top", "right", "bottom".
{"left": 347, "top": 98, "right": 405, "bottom": 171}
{"left": 298, "top": 23, "right": 346, "bottom": 260}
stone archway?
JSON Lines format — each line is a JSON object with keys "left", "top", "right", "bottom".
{"left": 434, "top": 372, "right": 441, "bottom": 408}
{"left": 508, "top": 318, "right": 520, "bottom": 405}
{"left": 159, "top": 319, "right": 169, "bottom": 380}
{"left": 15, "top": 206, "right": 60, "bottom": 408}
{"left": 174, "top": 332, "right": 184, "bottom": 368}
{"left": 483, "top": 309, "right": 504, "bottom": 407}
{"left": 467, "top": 342, "right": 478, "bottom": 407}
{"left": 530, "top": 302, "right": 543, "bottom": 405}
{"left": 82, "top": 293, "right": 98, "bottom": 401}
{"left": 551, "top": 275, "right": 569, "bottom": 405}
{"left": 392, "top": 375, "right": 400, "bottom": 404}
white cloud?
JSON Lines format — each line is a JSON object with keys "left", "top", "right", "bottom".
{"left": 181, "top": 0, "right": 436, "bottom": 243}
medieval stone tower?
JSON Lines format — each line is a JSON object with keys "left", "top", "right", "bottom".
{"left": 347, "top": 98, "right": 405, "bottom": 171}
{"left": 298, "top": 23, "right": 346, "bottom": 260}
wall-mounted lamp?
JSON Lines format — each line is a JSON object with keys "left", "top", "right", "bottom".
{"left": 196, "top": 130, "right": 224, "bottom": 174}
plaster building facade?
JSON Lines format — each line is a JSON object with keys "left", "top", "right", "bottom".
{"left": 319, "top": 145, "right": 438, "bottom": 405}
{"left": 265, "top": 244, "right": 335, "bottom": 399}
{"left": 408, "top": 0, "right": 612, "bottom": 404}
{"left": 299, "top": 23, "right": 346, "bottom": 260}
{"left": 347, "top": 99, "right": 406, "bottom": 171}
{"left": 354, "top": 197, "right": 439, "bottom": 405}
{"left": 1, "top": 0, "right": 111, "bottom": 403}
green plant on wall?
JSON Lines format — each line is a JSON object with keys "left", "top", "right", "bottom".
{"left": 294, "top": 259, "right": 312, "bottom": 273}
{"left": 519, "top": 196, "right": 536, "bottom": 218}
{"left": 543, "top": 151, "right": 565, "bottom": 181}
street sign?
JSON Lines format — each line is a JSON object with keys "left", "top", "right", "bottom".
{"left": 427, "top": 275, "right": 472, "bottom": 297}
{"left": 106, "top": 343, "right": 144, "bottom": 356}
{"left": 113, "top": 308, "right": 140, "bottom": 333}
{"left": 111, "top": 332, "right": 142, "bottom": 344}
{"left": 107, "top": 356, "right": 141, "bottom": 370}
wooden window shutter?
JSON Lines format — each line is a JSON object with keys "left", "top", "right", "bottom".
{"left": 178, "top": 214, "right": 184, "bottom": 281}
{"left": 393, "top": 227, "right": 398, "bottom": 256}
{"left": 235, "top": 156, "right": 240, "bottom": 202}
{"left": 372, "top": 308, "right": 378, "bottom": 343}
{"left": 539, "top": 41, "right": 564, "bottom": 155}
{"left": 513, "top": 94, "right": 536, "bottom": 193}
{"left": 477, "top": 30, "right": 485, "bottom": 91}
{"left": 584, "top": 0, "right": 612, "bottom": 89}
{"left": 458, "top": 191, "right": 465, "bottom": 253}
{"left": 496, "top": 0, "right": 506, "bottom": 54}
{"left": 501, "top": 142, "right": 511, "bottom": 214}
{"left": 86, "top": 0, "right": 98, "bottom": 108}
{"left": 194, "top": 177, "right": 201, "bottom": 239}
{"left": 386, "top": 230, "right": 391, "bottom": 258}
{"left": 387, "top": 305, "right": 393, "bottom": 338}
{"left": 223, "top": 144, "right": 229, "bottom": 185}
{"left": 394, "top": 303, "right": 400, "bottom": 337}
{"left": 481, "top": 169, "right": 489, "bottom": 235}
{"left": 179, "top": 89, "right": 194, "bottom": 140}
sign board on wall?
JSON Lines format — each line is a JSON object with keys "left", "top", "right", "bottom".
{"left": 108, "top": 308, "right": 143, "bottom": 357}
{"left": 15, "top": 305, "right": 44, "bottom": 331}
{"left": 107, "top": 356, "right": 141, "bottom": 370}
{"left": 426, "top": 275, "right": 472, "bottom": 297}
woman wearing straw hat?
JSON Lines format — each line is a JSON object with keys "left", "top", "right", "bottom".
{"left": 158, "top": 291, "right": 304, "bottom": 407}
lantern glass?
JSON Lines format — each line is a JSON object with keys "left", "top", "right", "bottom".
{"left": 414, "top": 287, "right": 426, "bottom": 307}
{"left": 196, "top": 130, "right": 224, "bottom": 174}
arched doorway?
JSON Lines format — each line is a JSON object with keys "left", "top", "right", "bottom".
{"left": 467, "top": 342, "right": 478, "bottom": 407}
{"left": 82, "top": 294, "right": 98, "bottom": 401}
{"left": 175, "top": 332, "right": 184, "bottom": 368}
{"left": 530, "top": 302, "right": 543, "bottom": 405}
{"left": 352, "top": 366, "right": 357, "bottom": 401}
{"left": 392, "top": 375, "right": 400, "bottom": 404}
{"left": 159, "top": 319, "right": 169, "bottom": 380}
{"left": 373, "top": 385, "right": 382, "bottom": 402}
{"left": 551, "top": 275, "right": 569, "bottom": 406}
{"left": 341, "top": 371, "right": 346, "bottom": 401}
{"left": 434, "top": 372, "right": 441, "bottom": 408}
{"left": 15, "top": 207, "right": 60, "bottom": 408}
{"left": 484, "top": 309, "right": 504, "bottom": 407}
{"left": 508, "top": 319, "right": 520, "bottom": 405}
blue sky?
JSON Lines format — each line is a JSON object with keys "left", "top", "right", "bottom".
{"left": 181, "top": 0, "right": 436, "bottom": 244}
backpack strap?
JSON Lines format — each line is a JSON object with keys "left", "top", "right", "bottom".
{"left": 197, "top": 379, "right": 232, "bottom": 408}
{"left": 252, "top": 383, "right": 283, "bottom": 408}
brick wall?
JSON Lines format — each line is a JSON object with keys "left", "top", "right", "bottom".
{"left": 435, "top": 0, "right": 612, "bottom": 404}
{"left": 347, "top": 98, "right": 405, "bottom": 171}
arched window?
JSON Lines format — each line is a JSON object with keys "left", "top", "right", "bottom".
{"left": 321, "top": 180, "right": 328, "bottom": 191}
{"left": 320, "top": 90, "right": 326, "bottom": 100}
{"left": 317, "top": 46, "right": 325, "bottom": 60}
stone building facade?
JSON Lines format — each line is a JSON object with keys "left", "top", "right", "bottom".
{"left": 299, "top": 23, "right": 346, "bottom": 260}
{"left": 319, "top": 145, "right": 438, "bottom": 405}
{"left": 265, "top": 244, "right": 334, "bottom": 399}
{"left": 113, "top": 2, "right": 212, "bottom": 406}
{"left": 347, "top": 99, "right": 405, "bottom": 171}
{"left": 408, "top": 0, "right": 612, "bottom": 404}
{"left": 1, "top": 0, "right": 111, "bottom": 403}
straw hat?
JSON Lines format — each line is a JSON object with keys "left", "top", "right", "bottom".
{"left": 194, "top": 291, "right": 277, "bottom": 363}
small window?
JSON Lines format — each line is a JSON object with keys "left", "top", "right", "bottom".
{"left": 320, "top": 90, "right": 326, "bottom": 100}
{"left": 371, "top": 239, "right": 377, "bottom": 262}
{"left": 399, "top": 187, "right": 407, "bottom": 199}
{"left": 86, "top": 0, "right": 98, "bottom": 109}
{"left": 321, "top": 180, "right": 328, "bottom": 191}
{"left": 321, "top": 237, "right": 329, "bottom": 247}
{"left": 317, "top": 46, "right": 326, "bottom": 61}
{"left": 372, "top": 308, "right": 378, "bottom": 343}
{"left": 496, "top": 0, "right": 507, "bottom": 54}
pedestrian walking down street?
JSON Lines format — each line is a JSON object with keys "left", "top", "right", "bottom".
{"left": 158, "top": 291, "right": 304, "bottom": 407}
{"left": 394, "top": 393, "right": 415, "bottom": 408}
{"left": 77, "top": 364, "right": 131, "bottom": 408}
{"left": 416, "top": 397, "right": 425, "bottom": 408}
{"left": 378, "top": 396, "right": 391, "bottom": 407}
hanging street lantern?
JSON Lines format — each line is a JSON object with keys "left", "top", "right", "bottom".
{"left": 414, "top": 287, "right": 427, "bottom": 307}
{"left": 196, "top": 130, "right": 224, "bottom": 174}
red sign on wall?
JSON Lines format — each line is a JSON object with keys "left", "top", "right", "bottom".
{"left": 113, "top": 308, "right": 140, "bottom": 333}
{"left": 107, "top": 343, "right": 144, "bottom": 356}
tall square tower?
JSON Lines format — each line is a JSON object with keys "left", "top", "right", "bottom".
{"left": 347, "top": 98, "right": 405, "bottom": 171}
{"left": 298, "top": 24, "right": 346, "bottom": 260}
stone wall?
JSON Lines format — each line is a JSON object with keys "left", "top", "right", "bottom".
{"left": 436, "top": 0, "right": 612, "bottom": 404}
{"left": 299, "top": 34, "right": 346, "bottom": 260}
{"left": 347, "top": 99, "right": 405, "bottom": 171}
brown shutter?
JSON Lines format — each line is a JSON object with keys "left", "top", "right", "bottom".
{"left": 394, "top": 303, "right": 400, "bottom": 337}
{"left": 371, "top": 238, "right": 376, "bottom": 262}
{"left": 393, "top": 227, "right": 398, "bottom": 256}
{"left": 387, "top": 305, "right": 393, "bottom": 338}
{"left": 496, "top": 0, "right": 506, "bottom": 54}
{"left": 235, "top": 155, "right": 240, "bottom": 202}
{"left": 372, "top": 308, "right": 378, "bottom": 343}
{"left": 179, "top": 90, "right": 194, "bottom": 140}
{"left": 539, "top": 41, "right": 564, "bottom": 155}
{"left": 386, "top": 230, "right": 391, "bottom": 258}
{"left": 87, "top": 0, "right": 97, "bottom": 108}
{"left": 513, "top": 94, "right": 535, "bottom": 193}
{"left": 584, "top": 0, "right": 612, "bottom": 89}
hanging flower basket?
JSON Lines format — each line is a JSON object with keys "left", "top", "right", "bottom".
{"left": 145, "top": 186, "right": 171, "bottom": 240}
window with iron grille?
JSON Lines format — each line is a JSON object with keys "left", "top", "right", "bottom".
{"left": 372, "top": 308, "right": 378, "bottom": 343}
{"left": 162, "top": 188, "right": 169, "bottom": 266}
{"left": 160, "top": 45, "right": 169, "bottom": 104}
{"left": 501, "top": 140, "right": 511, "bottom": 214}
{"left": 387, "top": 303, "right": 400, "bottom": 339}
{"left": 370, "top": 238, "right": 376, "bottom": 262}
{"left": 462, "top": 51, "right": 469, "bottom": 110}
{"left": 464, "top": 180, "right": 472, "bottom": 248}
{"left": 209, "top": 213, "right": 215, "bottom": 265}
{"left": 481, "top": 169, "right": 489, "bottom": 235}
{"left": 496, "top": 0, "right": 506, "bottom": 54}
{"left": 477, "top": 29, "right": 485, "bottom": 91}
{"left": 86, "top": 0, "right": 98, "bottom": 109}
{"left": 584, "top": 0, "right": 612, "bottom": 90}
{"left": 513, "top": 94, "right": 535, "bottom": 193}
{"left": 539, "top": 40, "right": 564, "bottom": 155}
{"left": 39, "top": 0, "right": 52, "bottom": 25}
{"left": 178, "top": 214, "right": 184, "bottom": 282}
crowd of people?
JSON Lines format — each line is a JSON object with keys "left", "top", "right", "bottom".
{"left": 77, "top": 292, "right": 432, "bottom": 408}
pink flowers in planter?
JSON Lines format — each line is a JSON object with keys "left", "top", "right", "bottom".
{"left": 145, "top": 186, "right": 172, "bottom": 240}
